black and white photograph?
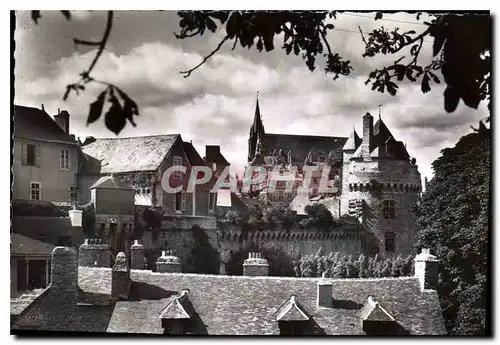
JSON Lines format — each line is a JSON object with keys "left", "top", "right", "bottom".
{"left": 9, "top": 7, "right": 491, "bottom": 336}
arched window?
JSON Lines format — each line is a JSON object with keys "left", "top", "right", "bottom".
{"left": 360, "top": 183, "right": 364, "bottom": 192}
{"left": 382, "top": 200, "right": 395, "bottom": 219}
{"left": 385, "top": 232, "right": 396, "bottom": 252}
{"left": 354, "top": 184, "right": 358, "bottom": 191}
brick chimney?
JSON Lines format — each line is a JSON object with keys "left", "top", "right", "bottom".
{"left": 361, "top": 112, "right": 373, "bottom": 159}
{"left": 243, "top": 252, "right": 269, "bottom": 276}
{"left": 130, "top": 240, "right": 145, "bottom": 269}
{"left": 111, "top": 252, "right": 131, "bottom": 300}
{"left": 78, "top": 239, "right": 111, "bottom": 267}
{"left": 317, "top": 272, "right": 332, "bottom": 308}
{"left": 414, "top": 248, "right": 439, "bottom": 292}
{"left": 54, "top": 110, "right": 70, "bottom": 135}
{"left": 156, "top": 250, "right": 182, "bottom": 273}
{"left": 50, "top": 246, "right": 78, "bottom": 302}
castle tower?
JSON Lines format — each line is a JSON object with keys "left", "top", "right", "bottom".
{"left": 248, "top": 93, "right": 266, "bottom": 163}
{"left": 341, "top": 111, "right": 422, "bottom": 256}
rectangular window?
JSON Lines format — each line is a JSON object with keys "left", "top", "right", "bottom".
{"left": 208, "top": 192, "right": 216, "bottom": 211}
{"left": 382, "top": 200, "right": 396, "bottom": 219}
{"left": 173, "top": 156, "right": 183, "bottom": 179}
{"left": 30, "top": 182, "right": 41, "bottom": 200}
{"left": 60, "top": 149, "right": 70, "bottom": 170}
{"left": 27, "top": 144, "right": 36, "bottom": 166}
{"left": 174, "top": 192, "right": 183, "bottom": 212}
{"left": 69, "top": 186, "right": 78, "bottom": 202}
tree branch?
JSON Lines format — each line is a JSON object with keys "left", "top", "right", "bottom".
{"left": 318, "top": 25, "right": 333, "bottom": 55}
{"left": 84, "top": 10, "right": 114, "bottom": 77}
{"left": 358, "top": 25, "right": 368, "bottom": 45}
{"left": 180, "top": 36, "right": 229, "bottom": 78}
{"left": 391, "top": 28, "right": 430, "bottom": 55}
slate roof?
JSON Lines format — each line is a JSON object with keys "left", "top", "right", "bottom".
{"left": 90, "top": 175, "right": 133, "bottom": 190}
{"left": 101, "top": 269, "right": 446, "bottom": 335}
{"left": 342, "top": 130, "right": 362, "bottom": 151}
{"left": 183, "top": 142, "right": 205, "bottom": 167}
{"left": 204, "top": 146, "right": 230, "bottom": 167}
{"left": 81, "top": 134, "right": 179, "bottom": 174}
{"left": 11, "top": 217, "right": 85, "bottom": 255}
{"left": 13, "top": 105, "right": 77, "bottom": 144}
{"left": 11, "top": 233, "right": 56, "bottom": 257}
{"left": 263, "top": 133, "right": 347, "bottom": 164}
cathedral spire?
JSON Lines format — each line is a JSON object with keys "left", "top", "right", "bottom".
{"left": 253, "top": 92, "right": 264, "bottom": 135}
{"left": 248, "top": 92, "right": 266, "bottom": 163}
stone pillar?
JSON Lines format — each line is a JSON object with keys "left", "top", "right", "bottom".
{"left": 11, "top": 258, "right": 18, "bottom": 297}
{"left": 317, "top": 272, "right": 333, "bottom": 308}
{"left": 130, "top": 240, "right": 145, "bottom": 270}
{"left": 112, "top": 252, "right": 130, "bottom": 300}
{"left": 50, "top": 246, "right": 78, "bottom": 302}
{"left": 361, "top": 112, "right": 373, "bottom": 160}
{"left": 156, "top": 250, "right": 182, "bottom": 273}
{"left": 414, "top": 248, "right": 439, "bottom": 292}
{"left": 45, "top": 260, "right": 50, "bottom": 287}
{"left": 243, "top": 252, "right": 269, "bottom": 276}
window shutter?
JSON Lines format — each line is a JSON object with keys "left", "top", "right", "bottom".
{"left": 21, "top": 143, "right": 27, "bottom": 166}
{"left": 35, "top": 145, "right": 41, "bottom": 168}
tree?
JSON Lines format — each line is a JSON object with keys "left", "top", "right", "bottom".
{"left": 28, "top": 11, "right": 490, "bottom": 134}
{"left": 413, "top": 124, "right": 490, "bottom": 335}
{"left": 300, "top": 203, "right": 336, "bottom": 231}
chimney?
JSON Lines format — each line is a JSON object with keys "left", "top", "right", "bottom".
{"left": 41, "top": 104, "right": 45, "bottom": 112}
{"left": 206, "top": 145, "right": 221, "bottom": 159}
{"left": 50, "top": 246, "right": 78, "bottom": 302}
{"left": 243, "top": 252, "right": 269, "bottom": 276}
{"left": 414, "top": 248, "right": 439, "bottom": 292}
{"left": 54, "top": 110, "right": 70, "bottom": 135}
{"left": 78, "top": 238, "right": 111, "bottom": 267}
{"left": 317, "top": 272, "right": 333, "bottom": 308}
{"left": 156, "top": 250, "right": 182, "bottom": 273}
{"left": 130, "top": 240, "right": 145, "bottom": 269}
{"left": 362, "top": 112, "right": 374, "bottom": 159}
{"left": 112, "top": 252, "right": 131, "bottom": 300}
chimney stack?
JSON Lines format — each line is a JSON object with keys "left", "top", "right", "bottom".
{"left": 50, "top": 246, "right": 78, "bottom": 302}
{"left": 362, "top": 112, "right": 374, "bottom": 159}
{"left": 156, "top": 250, "right": 182, "bottom": 273}
{"left": 78, "top": 238, "right": 111, "bottom": 267}
{"left": 243, "top": 252, "right": 269, "bottom": 276}
{"left": 317, "top": 272, "right": 333, "bottom": 308}
{"left": 414, "top": 248, "right": 439, "bottom": 292}
{"left": 54, "top": 110, "right": 70, "bottom": 135}
{"left": 130, "top": 240, "right": 145, "bottom": 269}
{"left": 112, "top": 252, "right": 131, "bottom": 300}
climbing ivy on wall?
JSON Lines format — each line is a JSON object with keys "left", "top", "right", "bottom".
{"left": 183, "top": 225, "right": 220, "bottom": 274}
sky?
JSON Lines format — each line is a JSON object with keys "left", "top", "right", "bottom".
{"left": 14, "top": 10, "right": 489, "bottom": 181}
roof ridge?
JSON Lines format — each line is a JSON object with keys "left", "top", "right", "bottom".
{"left": 266, "top": 133, "right": 348, "bottom": 140}
{"left": 91, "top": 134, "right": 180, "bottom": 141}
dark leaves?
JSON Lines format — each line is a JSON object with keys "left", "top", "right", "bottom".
{"left": 444, "top": 86, "right": 461, "bottom": 113}
{"left": 60, "top": 10, "right": 71, "bottom": 21}
{"left": 87, "top": 90, "right": 107, "bottom": 125}
{"left": 375, "top": 12, "right": 383, "bottom": 20}
{"left": 105, "top": 90, "right": 126, "bottom": 135}
{"left": 31, "top": 11, "right": 41, "bottom": 24}
{"left": 421, "top": 73, "right": 431, "bottom": 93}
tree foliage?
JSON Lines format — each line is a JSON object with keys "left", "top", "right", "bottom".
{"left": 28, "top": 11, "right": 490, "bottom": 134}
{"left": 412, "top": 124, "right": 490, "bottom": 335}
{"left": 300, "top": 203, "right": 337, "bottom": 231}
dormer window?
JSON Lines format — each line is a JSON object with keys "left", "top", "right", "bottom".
{"left": 275, "top": 295, "right": 310, "bottom": 335}
{"left": 160, "top": 290, "right": 194, "bottom": 335}
{"left": 357, "top": 296, "right": 407, "bottom": 335}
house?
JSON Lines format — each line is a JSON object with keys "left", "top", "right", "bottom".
{"left": 13, "top": 106, "right": 79, "bottom": 203}
{"left": 11, "top": 246, "right": 447, "bottom": 335}
{"left": 80, "top": 134, "right": 217, "bottom": 217}
{"left": 10, "top": 202, "right": 84, "bottom": 297}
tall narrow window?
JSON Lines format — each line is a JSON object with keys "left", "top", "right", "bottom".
{"left": 382, "top": 200, "right": 395, "bottom": 219}
{"left": 181, "top": 192, "right": 187, "bottom": 211}
{"left": 174, "top": 192, "right": 182, "bottom": 211}
{"left": 69, "top": 186, "right": 78, "bottom": 202}
{"left": 27, "top": 144, "right": 36, "bottom": 166}
{"left": 30, "top": 182, "right": 41, "bottom": 200}
{"left": 60, "top": 149, "right": 70, "bottom": 170}
{"left": 208, "top": 192, "right": 216, "bottom": 211}
{"left": 173, "top": 156, "right": 183, "bottom": 179}
{"left": 385, "top": 232, "right": 396, "bottom": 252}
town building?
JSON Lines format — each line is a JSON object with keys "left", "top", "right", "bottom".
{"left": 13, "top": 106, "right": 80, "bottom": 203}
{"left": 11, "top": 246, "right": 446, "bottom": 335}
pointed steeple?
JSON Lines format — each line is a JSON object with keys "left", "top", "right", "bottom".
{"left": 248, "top": 92, "right": 266, "bottom": 163}
{"left": 342, "top": 129, "right": 362, "bottom": 151}
{"left": 252, "top": 92, "right": 265, "bottom": 136}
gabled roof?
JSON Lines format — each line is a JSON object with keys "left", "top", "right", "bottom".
{"left": 90, "top": 175, "right": 133, "bottom": 190}
{"left": 183, "top": 142, "right": 205, "bottom": 167}
{"left": 81, "top": 134, "right": 180, "bottom": 174}
{"left": 342, "top": 130, "right": 362, "bottom": 151}
{"left": 13, "top": 105, "right": 77, "bottom": 145}
{"left": 274, "top": 295, "right": 309, "bottom": 321}
{"left": 159, "top": 291, "right": 194, "bottom": 320}
{"left": 357, "top": 296, "right": 395, "bottom": 321}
